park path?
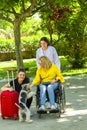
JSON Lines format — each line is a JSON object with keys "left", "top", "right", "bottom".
{"left": 0, "top": 74, "right": 87, "bottom": 130}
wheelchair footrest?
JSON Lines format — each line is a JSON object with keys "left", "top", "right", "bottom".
{"left": 37, "top": 110, "right": 47, "bottom": 114}
{"left": 37, "top": 108, "right": 60, "bottom": 114}
{"left": 49, "top": 109, "right": 60, "bottom": 113}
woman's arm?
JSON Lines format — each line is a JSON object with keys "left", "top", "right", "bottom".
{"left": 32, "top": 70, "right": 41, "bottom": 85}
{"left": 53, "top": 47, "right": 61, "bottom": 70}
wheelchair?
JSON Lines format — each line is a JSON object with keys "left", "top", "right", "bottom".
{"left": 36, "top": 81, "right": 66, "bottom": 118}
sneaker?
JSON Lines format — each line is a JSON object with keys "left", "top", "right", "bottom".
{"left": 51, "top": 105, "right": 56, "bottom": 110}
{"left": 39, "top": 105, "right": 46, "bottom": 111}
{"left": 55, "top": 103, "right": 57, "bottom": 108}
{"left": 47, "top": 103, "right": 51, "bottom": 109}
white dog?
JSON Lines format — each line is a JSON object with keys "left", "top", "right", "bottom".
{"left": 15, "top": 83, "right": 35, "bottom": 123}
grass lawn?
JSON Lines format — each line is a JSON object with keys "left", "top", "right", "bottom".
{"left": 0, "top": 57, "right": 87, "bottom": 80}
{"left": 0, "top": 58, "right": 37, "bottom": 80}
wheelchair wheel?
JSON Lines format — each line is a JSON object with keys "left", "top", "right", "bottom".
{"left": 61, "top": 85, "right": 66, "bottom": 113}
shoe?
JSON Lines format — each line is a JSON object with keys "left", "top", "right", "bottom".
{"left": 51, "top": 105, "right": 56, "bottom": 110}
{"left": 39, "top": 105, "right": 46, "bottom": 111}
{"left": 47, "top": 103, "right": 51, "bottom": 109}
{"left": 55, "top": 103, "right": 57, "bottom": 108}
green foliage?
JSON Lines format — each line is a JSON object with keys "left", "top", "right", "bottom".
{"left": 0, "top": 20, "right": 11, "bottom": 29}
{"left": 0, "top": 0, "right": 45, "bottom": 69}
{"left": 21, "top": 15, "right": 41, "bottom": 35}
{"left": 0, "top": 57, "right": 87, "bottom": 80}
{"left": 0, "top": 0, "right": 87, "bottom": 69}
{"left": 0, "top": 34, "right": 42, "bottom": 60}
{"left": 39, "top": 0, "right": 87, "bottom": 68}
{"left": 0, "top": 59, "right": 37, "bottom": 79}
{"left": 0, "top": 38, "right": 15, "bottom": 52}
{"left": 64, "top": 3, "right": 87, "bottom": 68}
{"left": 0, "top": 31, "right": 51, "bottom": 52}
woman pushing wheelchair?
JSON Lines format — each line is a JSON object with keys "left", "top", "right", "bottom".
{"left": 30, "top": 56, "right": 65, "bottom": 111}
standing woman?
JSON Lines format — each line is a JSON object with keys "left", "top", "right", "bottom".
{"left": 36, "top": 37, "right": 61, "bottom": 70}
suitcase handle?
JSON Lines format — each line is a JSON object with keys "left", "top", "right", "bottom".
{"left": 7, "top": 69, "right": 16, "bottom": 90}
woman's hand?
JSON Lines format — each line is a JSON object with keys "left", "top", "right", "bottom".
{"left": 1, "top": 83, "right": 14, "bottom": 92}
{"left": 9, "top": 87, "right": 14, "bottom": 91}
{"left": 1, "top": 87, "right": 14, "bottom": 92}
{"left": 30, "top": 83, "right": 34, "bottom": 89}
{"left": 51, "top": 79, "right": 58, "bottom": 84}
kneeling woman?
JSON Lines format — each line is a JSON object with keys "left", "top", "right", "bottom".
{"left": 1, "top": 69, "right": 33, "bottom": 109}
{"left": 30, "top": 56, "right": 65, "bottom": 110}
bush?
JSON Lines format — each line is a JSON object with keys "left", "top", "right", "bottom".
{"left": 0, "top": 36, "right": 39, "bottom": 61}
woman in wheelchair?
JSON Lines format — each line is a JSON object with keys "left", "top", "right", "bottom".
{"left": 30, "top": 56, "right": 65, "bottom": 111}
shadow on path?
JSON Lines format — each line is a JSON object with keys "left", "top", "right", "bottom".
{"left": 0, "top": 74, "right": 87, "bottom": 130}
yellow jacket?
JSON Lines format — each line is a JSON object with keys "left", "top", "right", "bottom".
{"left": 33, "top": 64, "right": 65, "bottom": 85}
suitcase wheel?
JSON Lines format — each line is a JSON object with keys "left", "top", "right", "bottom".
{"left": 2, "top": 116, "right": 5, "bottom": 119}
{"left": 13, "top": 115, "right": 18, "bottom": 120}
{"left": 14, "top": 117, "right": 18, "bottom": 120}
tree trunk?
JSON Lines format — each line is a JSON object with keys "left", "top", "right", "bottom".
{"left": 49, "top": 33, "right": 53, "bottom": 44}
{"left": 14, "top": 20, "right": 24, "bottom": 70}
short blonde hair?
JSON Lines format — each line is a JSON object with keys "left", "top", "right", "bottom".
{"left": 39, "top": 56, "right": 52, "bottom": 69}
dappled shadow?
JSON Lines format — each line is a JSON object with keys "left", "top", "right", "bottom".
{"left": 65, "top": 74, "right": 87, "bottom": 87}
{"left": 30, "top": 75, "right": 87, "bottom": 130}
{"left": 64, "top": 74, "right": 87, "bottom": 110}
{"left": 0, "top": 75, "right": 87, "bottom": 130}
{"left": 54, "top": 74, "right": 87, "bottom": 129}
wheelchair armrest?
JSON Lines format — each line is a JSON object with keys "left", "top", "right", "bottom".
{"left": 57, "top": 80, "right": 61, "bottom": 83}
{"left": 54, "top": 81, "right": 62, "bottom": 94}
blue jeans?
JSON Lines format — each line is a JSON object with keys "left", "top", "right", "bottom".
{"left": 39, "top": 83, "right": 59, "bottom": 106}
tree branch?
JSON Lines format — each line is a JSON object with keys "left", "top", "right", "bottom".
{"left": 23, "top": 3, "right": 46, "bottom": 19}
{"left": 0, "top": 13, "right": 13, "bottom": 23}
{"left": 0, "top": 8, "right": 21, "bottom": 18}
{"left": 0, "top": 0, "right": 46, "bottom": 24}
{"left": 21, "top": 0, "right": 25, "bottom": 12}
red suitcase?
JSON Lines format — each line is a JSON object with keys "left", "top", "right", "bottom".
{"left": 0, "top": 92, "right": 1, "bottom": 115}
{"left": 1, "top": 90, "right": 19, "bottom": 119}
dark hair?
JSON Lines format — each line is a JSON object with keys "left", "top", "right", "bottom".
{"left": 18, "top": 68, "right": 25, "bottom": 73}
{"left": 39, "top": 37, "right": 50, "bottom": 46}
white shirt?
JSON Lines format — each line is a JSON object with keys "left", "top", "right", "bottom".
{"left": 36, "top": 46, "right": 61, "bottom": 69}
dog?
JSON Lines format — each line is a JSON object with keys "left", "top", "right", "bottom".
{"left": 15, "top": 83, "right": 35, "bottom": 123}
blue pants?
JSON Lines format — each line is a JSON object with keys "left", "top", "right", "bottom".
{"left": 39, "top": 83, "right": 59, "bottom": 106}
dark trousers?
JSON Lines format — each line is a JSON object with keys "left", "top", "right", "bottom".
{"left": 26, "top": 97, "right": 33, "bottom": 108}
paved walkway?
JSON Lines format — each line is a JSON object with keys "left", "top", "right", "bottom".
{"left": 0, "top": 74, "right": 87, "bottom": 130}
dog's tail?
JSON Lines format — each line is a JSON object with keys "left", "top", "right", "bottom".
{"left": 15, "top": 103, "right": 21, "bottom": 109}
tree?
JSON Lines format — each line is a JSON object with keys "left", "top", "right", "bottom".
{"left": 39, "top": 0, "right": 72, "bottom": 41}
{"left": 64, "top": 0, "right": 87, "bottom": 68}
{"left": 39, "top": 0, "right": 87, "bottom": 68}
{"left": 0, "top": 0, "right": 46, "bottom": 69}
{"left": 0, "top": 0, "right": 87, "bottom": 69}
